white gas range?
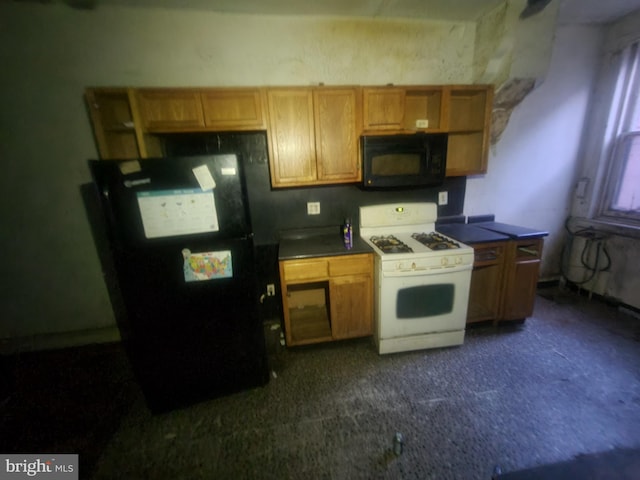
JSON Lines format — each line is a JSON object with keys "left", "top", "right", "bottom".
{"left": 360, "top": 203, "right": 474, "bottom": 354}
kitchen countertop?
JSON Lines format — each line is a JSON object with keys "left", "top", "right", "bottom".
{"left": 473, "top": 221, "right": 549, "bottom": 240}
{"left": 437, "top": 223, "right": 510, "bottom": 245}
{"left": 278, "top": 226, "right": 373, "bottom": 260}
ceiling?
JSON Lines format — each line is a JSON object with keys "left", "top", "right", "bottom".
{"left": 92, "top": 0, "right": 640, "bottom": 25}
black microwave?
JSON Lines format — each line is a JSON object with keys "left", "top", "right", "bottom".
{"left": 361, "top": 133, "right": 447, "bottom": 188}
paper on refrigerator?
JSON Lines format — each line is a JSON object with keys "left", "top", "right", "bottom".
{"left": 136, "top": 189, "right": 219, "bottom": 239}
{"left": 182, "top": 249, "right": 233, "bottom": 282}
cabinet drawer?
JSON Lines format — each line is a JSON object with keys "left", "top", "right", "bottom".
{"left": 473, "top": 244, "right": 504, "bottom": 265}
{"left": 282, "top": 259, "right": 328, "bottom": 281}
{"left": 515, "top": 242, "right": 542, "bottom": 260}
{"left": 329, "top": 254, "right": 372, "bottom": 276}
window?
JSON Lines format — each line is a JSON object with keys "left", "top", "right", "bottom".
{"left": 599, "top": 42, "right": 640, "bottom": 227}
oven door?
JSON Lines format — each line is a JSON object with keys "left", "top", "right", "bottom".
{"left": 377, "top": 265, "right": 472, "bottom": 340}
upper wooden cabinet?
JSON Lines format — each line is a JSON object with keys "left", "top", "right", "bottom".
{"left": 200, "top": 88, "right": 266, "bottom": 130}
{"left": 135, "top": 89, "right": 205, "bottom": 131}
{"left": 362, "top": 87, "right": 405, "bottom": 130}
{"left": 267, "top": 88, "right": 317, "bottom": 185}
{"left": 362, "top": 86, "right": 444, "bottom": 132}
{"left": 445, "top": 85, "right": 494, "bottom": 177}
{"left": 86, "top": 83, "right": 493, "bottom": 179}
{"left": 267, "top": 87, "right": 361, "bottom": 188}
{"left": 362, "top": 84, "right": 492, "bottom": 176}
{"left": 314, "top": 88, "right": 361, "bottom": 183}
{"left": 134, "top": 87, "right": 267, "bottom": 132}
{"left": 85, "top": 88, "right": 141, "bottom": 160}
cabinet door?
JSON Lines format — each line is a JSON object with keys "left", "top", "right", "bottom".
{"left": 467, "top": 242, "right": 505, "bottom": 323}
{"left": 279, "top": 259, "right": 331, "bottom": 346}
{"left": 314, "top": 88, "right": 361, "bottom": 183}
{"left": 282, "top": 258, "right": 329, "bottom": 281}
{"left": 501, "top": 260, "right": 540, "bottom": 320}
{"left": 500, "top": 240, "right": 543, "bottom": 321}
{"left": 201, "top": 88, "right": 266, "bottom": 130}
{"left": 362, "top": 87, "right": 405, "bottom": 130}
{"left": 85, "top": 88, "right": 141, "bottom": 159}
{"left": 267, "top": 89, "right": 317, "bottom": 187}
{"left": 445, "top": 85, "right": 493, "bottom": 176}
{"left": 330, "top": 274, "right": 373, "bottom": 340}
{"left": 136, "top": 89, "right": 205, "bottom": 131}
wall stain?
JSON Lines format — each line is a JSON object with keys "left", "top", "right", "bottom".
{"left": 491, "top": 77, "right": 535, "bottom": 144}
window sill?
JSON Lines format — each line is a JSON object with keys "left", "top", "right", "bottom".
{"left": 571, "top": 216, "right": 640, "bottom": 240}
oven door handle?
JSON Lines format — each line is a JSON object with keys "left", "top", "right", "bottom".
{"left": 382, "top": 264, "right": 472, "bottom": 277}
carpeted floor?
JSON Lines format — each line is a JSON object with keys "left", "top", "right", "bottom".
{"left": 2, "top": 285, "right": 640, "bottom": 479}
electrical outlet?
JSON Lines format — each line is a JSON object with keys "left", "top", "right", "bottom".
{"left": 438, "top": 191, "right": 448, "bottom": 206}
{"left": 307, "top": 202, "right": 320, "bottom": 215}
{"left": 266, "top": 284, "right": 275, "bottom": 297}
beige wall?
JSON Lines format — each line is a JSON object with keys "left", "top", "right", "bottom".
{"left": 0, "top": 3, "right": 479, "bottom": 350}
{"left": 2, "top": 1, "right": 599, "bottom": 351}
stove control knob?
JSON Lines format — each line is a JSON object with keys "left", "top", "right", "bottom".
{"left": 441, "top": 257, "right": 449, "bottom": 266}
{"left": 411, "top": 262, "right": 416, "bottom": 270}
{"left": 455, "top": 256, "right": 462, "bottom": 265}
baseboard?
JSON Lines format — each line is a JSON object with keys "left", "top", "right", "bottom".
{"left": 543, "top": 280, "right": 640, "bottom": 319}
{"left": 537, "top": 279, "right": 560, "bottom": 289}
{"left": 0, "top": 327, "right": 121, "bottom": 355}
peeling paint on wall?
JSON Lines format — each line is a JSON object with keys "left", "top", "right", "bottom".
{"left": 473, "top": 0, "right": 558, "bottom": 145}
{"left": 491, "top": 77, "right": 535, "bottom": 143}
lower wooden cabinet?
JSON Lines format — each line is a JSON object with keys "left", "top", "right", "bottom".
{"left": 467, "top": 242, "right": 505, "bottom": 324}
{"left": 500, "top": 238, "right": 544, "bottom": 321}
{"left": 467, "top": 238, "right": 543, "bottom": 324}
{"left": 279, "top": 254, "right": 373, "bottom": 346}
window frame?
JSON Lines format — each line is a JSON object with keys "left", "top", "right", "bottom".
{"left": 596, "top": 41, "right": 640, "bottom": 228}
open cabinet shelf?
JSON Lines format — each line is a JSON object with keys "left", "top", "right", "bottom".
{"left": 286, "top": 282, "right": 332, "bottom": 345}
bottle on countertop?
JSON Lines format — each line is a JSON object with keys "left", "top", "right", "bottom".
{"left": 343, "top": 218, "right": 353, "bottom": 250}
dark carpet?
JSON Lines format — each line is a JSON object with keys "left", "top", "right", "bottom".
{"left": 494, "top": 446, "right": 640, "bottom": 479}
{"left": 0, "top": 343, "right": 136, "bottom": 479}
{"left": 1, "top": 285, "right": 639, "bottom": 479}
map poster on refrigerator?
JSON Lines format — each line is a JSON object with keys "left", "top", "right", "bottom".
{"left": 182, "top": 249, "right": 233, "bottom": 282}
{"left": 136, "top": 189, "right": 219, "bottom": 239}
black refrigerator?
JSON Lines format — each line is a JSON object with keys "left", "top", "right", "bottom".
{"left": 89, "top": 154, "right": 269, "bottom": 413}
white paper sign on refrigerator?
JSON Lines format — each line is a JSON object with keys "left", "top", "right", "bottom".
{"left": 136, "top": 189, "right": 219, "bottom": 239}
{"left": 192, "top": 164, "right": 217, "bottom": 191}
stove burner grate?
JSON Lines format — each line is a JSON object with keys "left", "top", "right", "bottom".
{"left": 411, "top": 232, "right": 461, "bottom": 250}
{"left": 369, "top": 235, "right": 413, "bottom": 254}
